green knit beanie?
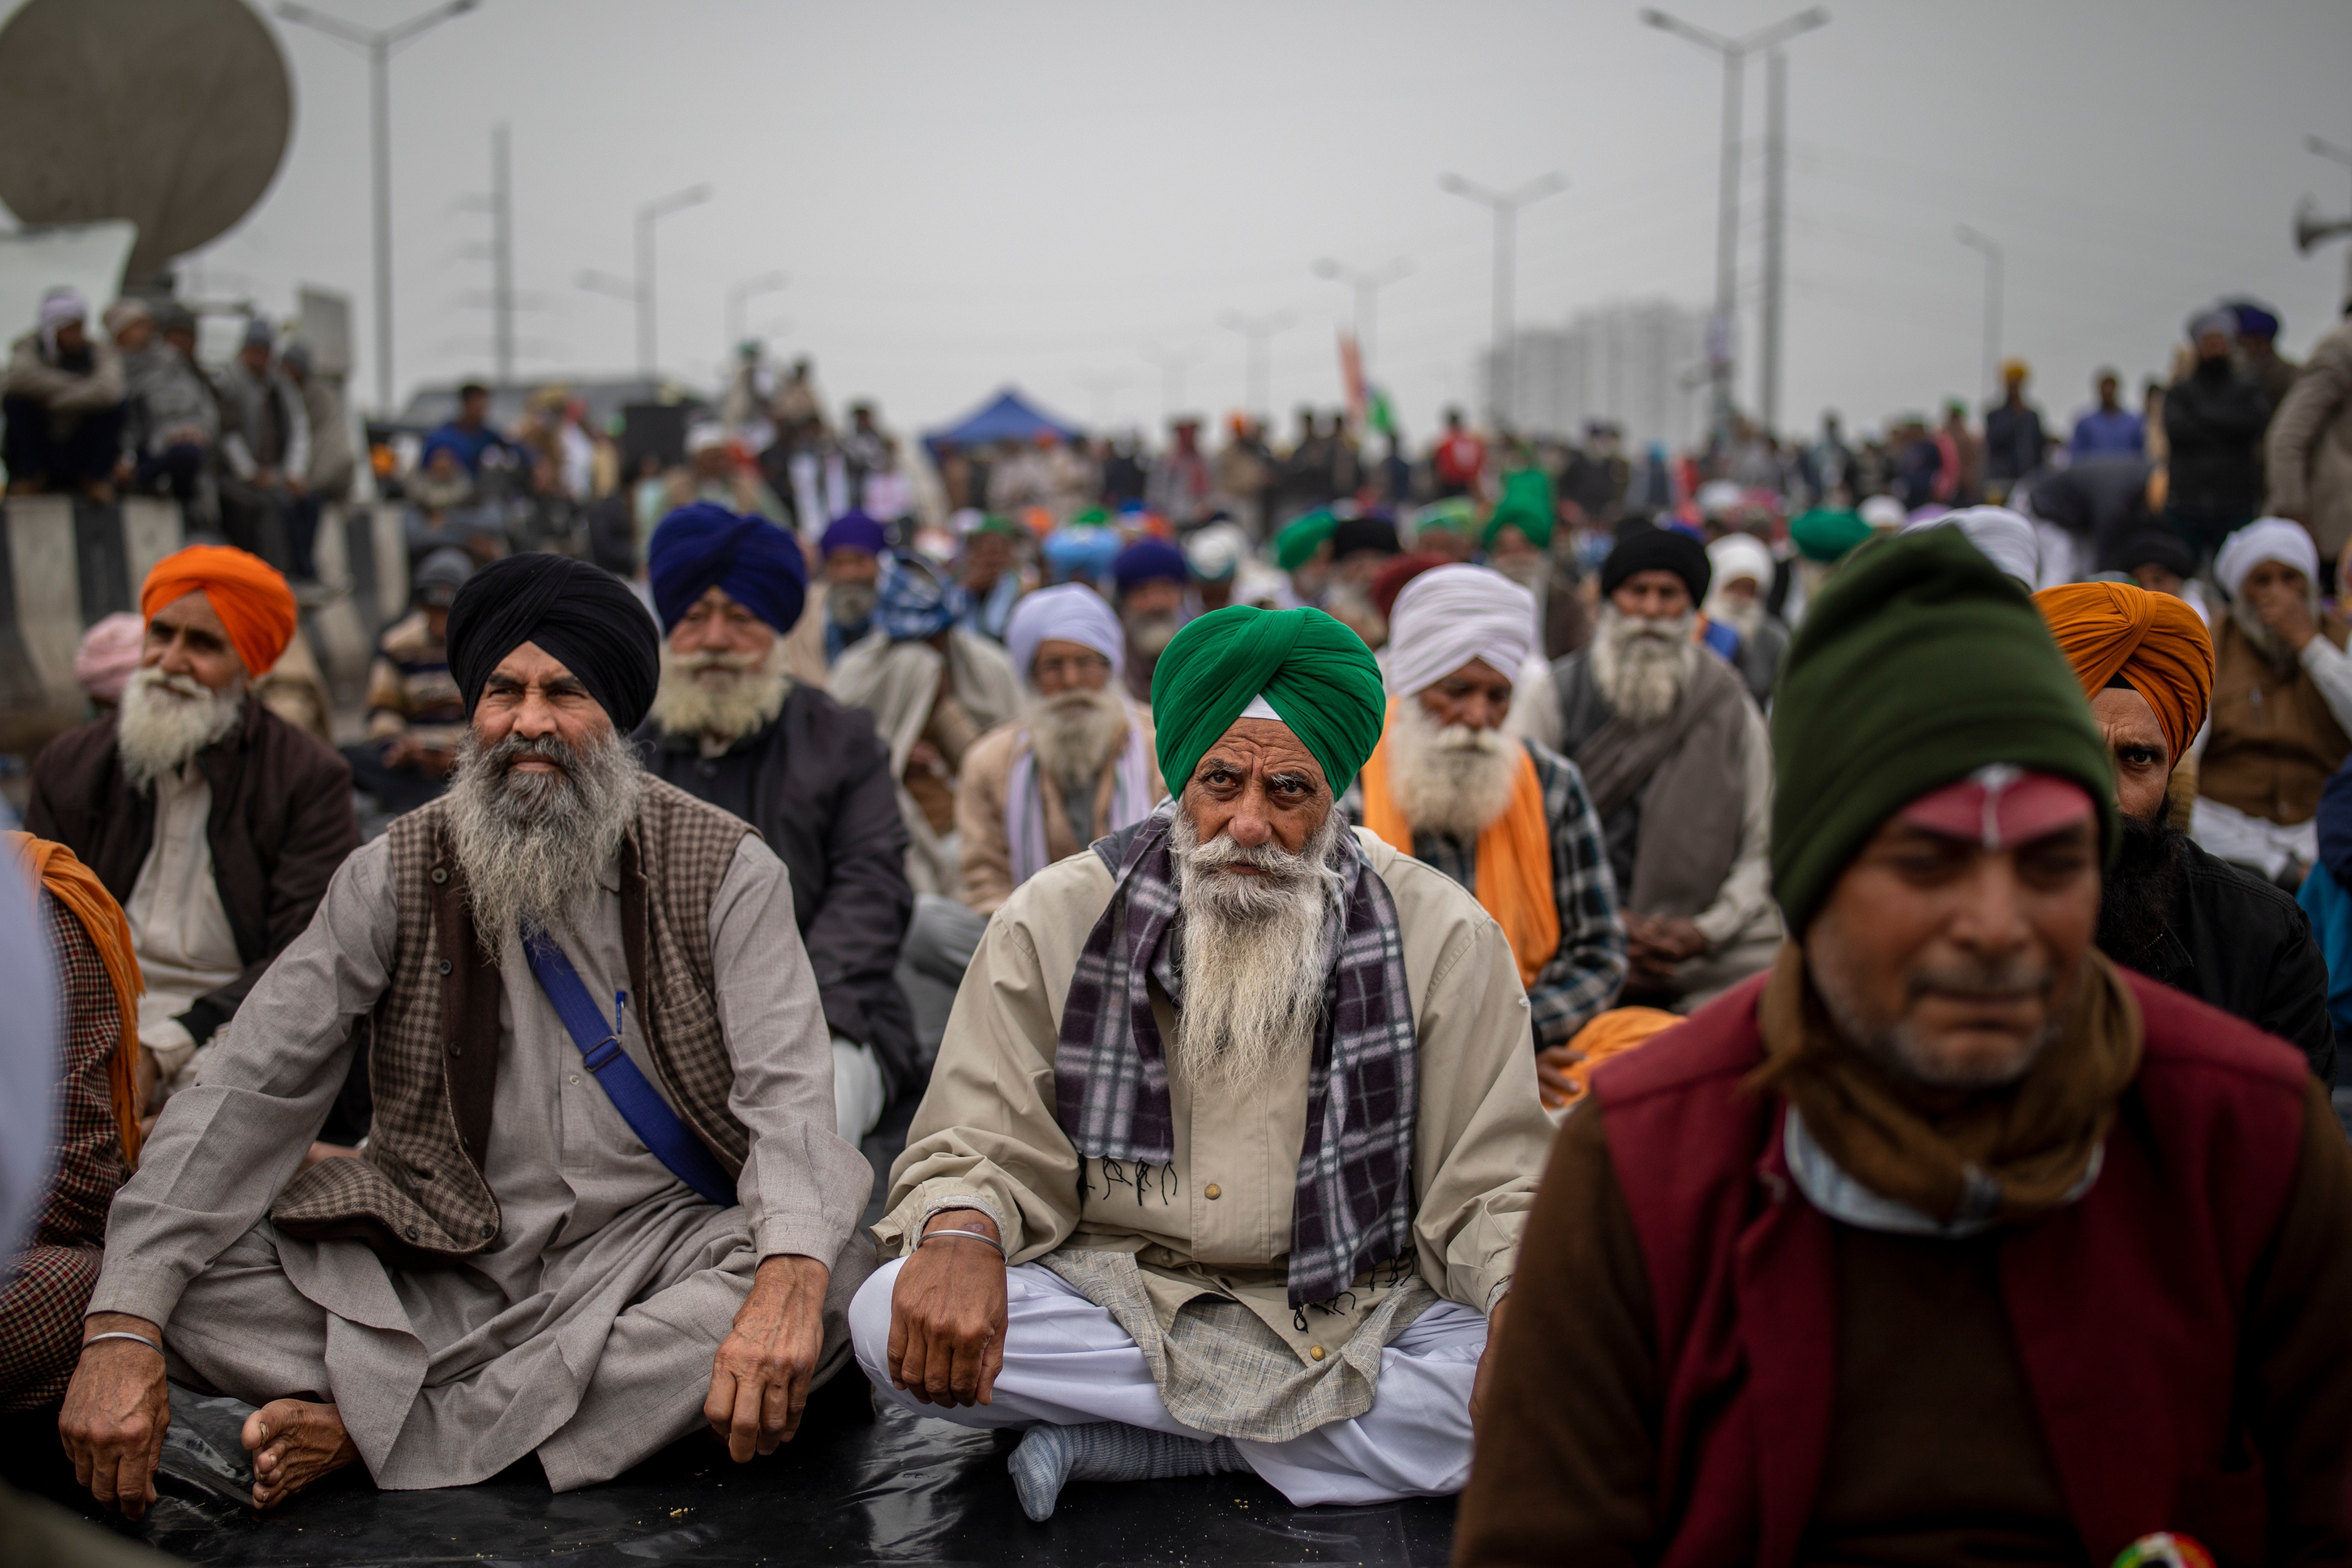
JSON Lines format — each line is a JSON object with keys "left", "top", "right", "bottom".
{"left": 1769, "top": 528, "right": 2117, "bottom": 934}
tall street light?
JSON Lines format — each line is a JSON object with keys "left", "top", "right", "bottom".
{"left": 1640, "top": 5, "right": 1828, "bottom": 439}
{"left": 1310, "top": 257, "right": 1410, "bottom": 381}
{"left": 578, "top": 184, "right": 712, "bottom": 379}
{"left": 726, "top": 271, "right": 789, "bottom": 351}
{"left": 278, "top": 0, "right": 482, "bottom": 416}
{"left": 1440, "top": 172, "right": 1566, "bottom": 428}
{"left": 1140, "top": 345, "right": 1209, "bottom": 425}
{"left": 1955, "top": 224, "right": 2003, "bottom": 407}
{"left": 1220, "top": 310, "right": 1296, "bottom": 420}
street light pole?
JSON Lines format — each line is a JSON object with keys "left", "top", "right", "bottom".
{"left": 634, "top": 184, "right": 712, "bottom": 379}
{"left": 1310, "top": 257, "right": 1410, "bottom": 381}
{"left": 726, "top": 271, "right": 789, "bottom": 352}
{"left": 1440, "top": 173, "right": 1566, "bottom": 428}
{"left": 278, "top": 0, "right": 481, "bottom": 416}
{"left": 1220, "top": 311, "right": 1296, "bottom": 420}
{"left": 1956, "top": 225, "right": 2003, "bottom": 406}
{"left": 1640, "top": 6, "right": 1828, "bottom": 441}
{"left": 1140, "top": 346, "right": 1209, "bottom": 425}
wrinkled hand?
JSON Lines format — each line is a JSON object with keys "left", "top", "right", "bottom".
{"left": 907, "top": 739, "right": 948, "bottom": 776}
{"left": 1535, "top": 1045, "right": 1587, "bottom": 1110}
{"left": 59, "top": 1315, "right": 170, "bottom": 1519}
{"left": 705, "top": 1254, "right": 830, "bottom": 1461}
{"left": 1471, "top": 1295, "right": 1509, "bottom": 1424}
{"left": 887, "top": 1212, "right": 1008, "bottom": 1408}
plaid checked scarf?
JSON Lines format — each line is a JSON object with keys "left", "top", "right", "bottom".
{"left": 1058, "top": 798, "right": 1418, "bottom": 1309}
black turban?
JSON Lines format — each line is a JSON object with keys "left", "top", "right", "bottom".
{"left": 1330, "top": 513, "right": 1401, "bottom": 560}
{"left": 1600, "top": 525, "right": 1711, "bottom": 605}
{"left": 445, "top": 553, "right": 660, "bottom": 733}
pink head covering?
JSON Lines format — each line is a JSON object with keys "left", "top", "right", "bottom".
{"left": 74, "top": 612, "right": 146, "bottom": 703}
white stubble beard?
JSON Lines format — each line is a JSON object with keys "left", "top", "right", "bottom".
{"left": 649, "top": 640, "right": 792, "bottom": 744}
{"left": 1590, "top": 602, "right": 1697, "bottom": 726}
{"left": 116, "top": 666, "right": 246, "bottom": 790}
{"left": 1384, "top": 695, "right": 1521, "bottom": 840}
{"left": 1025, "top": 684, "right": 1131, "bottom": 799}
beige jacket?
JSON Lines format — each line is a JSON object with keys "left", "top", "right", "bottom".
{"left": 954, "top": 707, "right": 1165, "bottom": 915}
{"left": 877, "top": 828, "right": 1552, "bottom": 1368}
{"left": 2268, "top": 320, "right": 2352, "bottom": 558}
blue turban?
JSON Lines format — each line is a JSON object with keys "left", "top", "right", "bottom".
{"left": 1042, "top": 526, "right": 1121, "bottom": 585}
{"left": 646, "top": 503, "right": 808, "bottom": 635}
{"left": 820, "top": 511, "right": 889, "bottom": 558}
{"left": 874, "top": 552, "right": 970, "bottom": 642}
{"left": 1112, "top": 538, "right": 1188, "bottom": 597}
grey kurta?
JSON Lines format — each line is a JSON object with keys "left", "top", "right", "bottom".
{"left": 875, "top": 828, "right": 1553, "bottom": 1440}
{"left": 89, "top": 833, "right": 874, "bottom": 1491}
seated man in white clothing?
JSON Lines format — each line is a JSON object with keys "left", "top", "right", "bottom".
{"left": 851, "top": 603, "right": 1552, "bottom": 1520}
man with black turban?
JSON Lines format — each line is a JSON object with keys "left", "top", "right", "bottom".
{"left": 852, "top": 604, "right": 1553, "bottom": 1522}
{"left": 636, "top": 504, "right": 918, "bottom": 1142}
{"left": 62, "top": 551, "right": 876, "bottom": 1515}
{"left": 1547, "top": 525, "right": 1781, "bottom": 1009}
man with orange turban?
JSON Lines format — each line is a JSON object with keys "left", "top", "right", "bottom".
{"left": 27, "top": 544, "right": 358, "bottom": 1109}
{"left": 2036, "top": 579, "right": 2333, "bottom": 1079}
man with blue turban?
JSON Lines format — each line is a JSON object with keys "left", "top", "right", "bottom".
{"left": 1111, "top": 537, "right": 1189, "bottom": 705}
{"left": 850, "top": 604, "right": 1553, "bottom": 1521}
{"left": 636, "top": 504, "right": 917, "bottom": 1141}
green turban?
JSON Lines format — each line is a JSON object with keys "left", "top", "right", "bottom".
{"left": 1411, "top": 498, "right": 1476, "bottom": 538}
{"left": 1151, "top": 605, "right": 1385, "bottom": 797}
{"left": 1274, "top": 510, "right": 1337, "bottom": 572}
{"left": 1789, "top": 508, "right": 1872, "bottom": 564}
{"left": 1483, "top": 467, "right": 1557, "bottom": 549}
{"left": 1770, "top": 528, "right": 2116, "bottom": 935}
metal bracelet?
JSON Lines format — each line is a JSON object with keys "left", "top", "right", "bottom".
{"left": 916, "top": 1226, "right": 1007, "bottom": 1260}
{"left": 81, "top": 1330, "right": 164, "bottom": 1358}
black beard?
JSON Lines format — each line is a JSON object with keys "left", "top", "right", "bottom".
{"left": 2095, "top": 811, "right": 2186, "bottom": 970}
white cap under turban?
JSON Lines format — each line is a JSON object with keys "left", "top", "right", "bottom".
{"left": 2215, "top": 517, "right": 2320, "bottom": 599}
{"left": 1903, "top": 504, "right": 2041, "bottom": 588}
{"left": 1384, "top": 564, "right": 1537, "bottom": 697}
{"left": 1005, "top": 582, "right": 1124, "bottom": 688}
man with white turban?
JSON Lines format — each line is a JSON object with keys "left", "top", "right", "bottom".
{"left": 1901, "top": 504, "right": 2045, "bottom": 589}
{"left": 2192, "top": 518, "right": 2352, "bottom": 880}
{"left": 1701, "top": 533, "right": 1790, "bottom": 705}
{"left": 957, "top": 584, "right": 1167, "bottom": 915}
{"left": 1344, "top": 566, "right": 1625, "bottom": 1101}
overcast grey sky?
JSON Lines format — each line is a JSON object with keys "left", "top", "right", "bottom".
{"left": 15, "top": 0, "right": 2350, "bottom": 442}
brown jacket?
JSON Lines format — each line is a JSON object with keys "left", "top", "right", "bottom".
{"left": 2198, "top": 613, "right": 2352, "bottom": 828}
{"left": 25, "top": 697, "right": 358, "bottom": 1043}
{"left": 954, "top": 709, "right": 1163, "bottom": 915}
{"left": 2267, "top": 319, "right": 2352, "bottom": 557}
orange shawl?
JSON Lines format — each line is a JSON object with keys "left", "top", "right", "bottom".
{"left": 1359, "top": 701, "right": 1559, "bottom": 987}
{"left": 9, "top": 832, "right": 145, "bottom": 1169}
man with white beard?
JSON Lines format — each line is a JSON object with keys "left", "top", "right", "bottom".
{"left": 1702, "top": 531, "right": 1791, "bottom": 706}
{"left": 27, "top": 546, "right": 357, "bottom": 1109}
{"left": 1110, "top": 538, "right": 1190, "bottom": 708}
{"left": 634, "top": 505, "right": 916, "bottom": 1143}
{"left": 1345, "top": 565, "right": 1625, "bottom": 1105}
{"left": 59, "top": 552, "right": 873, "bottom": 1517}
{"left": 957, "top": 583, "right": 1167, "bottom": 916}
{"left": 1549, "top": 527, "right": 1780, "bottom": 1009}
{"left": 852, "top": 603, "right": 1552, "bottom": 1522}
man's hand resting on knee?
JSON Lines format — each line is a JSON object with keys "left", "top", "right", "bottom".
{"left": 59, "top": 1313, "right": 170, "bottom": 1520}
{"left": 707, "top": 1253, "right": 831, "bottom": 1461}
{"left": 887, "top": 1209, "right": 1008, "bottom": 1408}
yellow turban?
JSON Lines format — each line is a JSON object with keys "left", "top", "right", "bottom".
{"left": 2032, "top": 581, "right": 2213, "bottom": 765}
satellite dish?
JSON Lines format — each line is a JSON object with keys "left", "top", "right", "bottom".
{"left": 0, "top": 0, "right": 292, "bottom": 285}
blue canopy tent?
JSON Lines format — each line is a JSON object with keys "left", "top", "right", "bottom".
{"left": 923, "top": 387, "right": 1085, "bottom": 455}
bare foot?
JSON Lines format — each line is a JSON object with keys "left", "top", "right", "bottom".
{"left": 241, "top": 1399, "right": 359, "bottom": 1509}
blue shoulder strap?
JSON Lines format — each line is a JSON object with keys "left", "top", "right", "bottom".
{"left": 521, "top": 932, "right": 737, "bottom": 1207}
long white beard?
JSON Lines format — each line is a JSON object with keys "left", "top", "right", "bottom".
{"left": 1385, "top": 695, "right": 1521, "bottom": 840}
{"left": 1025, "top": 685, "right": 1129, "bottom": 797}
{"left": 443, "top": 723, "right": 643, "bottom": 956}
{"left": 1590, "top": 603, "right": 1697, "bottom": 726}
{"left": 1706, "top": 591, "right": 1763, "bottom": 641}
{"left": 116, "top": 666, "right": 245, "bottom": 790}
{"left": 649, "top": 641, "right": 792, "bottom": 743}
{"left": 1167, "top": 804, "right": 1342, "bottom": 1098}
{"left": 1494, "top": 555, "right": 1551, "bottom": 597}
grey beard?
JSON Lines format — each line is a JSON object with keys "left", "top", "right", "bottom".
{"left": 1025, "top": 685, "right": 1129, "bottom": 797}
{"left": 1385, "top": 696, "right": 1521, "bottom": 840}
{"left": 829, "top": 581, "right": 878, "bottom": 627}
{"left": 1124, "top": 610, "right": 1181, "bottom": 660}
{"left": 650, "top": 641, "right": 791, "bottom": 744}
{"left": 1708, "top": 595, "right": 1764, "bottom": 640}
{"left": 1590, "top": 604, "right": 1696, "bottom": 726}
{"left": 116, "top": 667, "right": 244, "bottom": 791}
{"left": 1494, "top": 555, "right": 1551, "bottom": 596}
{"left": 1167, "top": 803, "right": 1343, "bottom": 1098}
{"left": 2229, "top": 593, "right": 2306, "bottom": 670}
{"left": 443, "top": 723, "right": 643, "bottom": 958}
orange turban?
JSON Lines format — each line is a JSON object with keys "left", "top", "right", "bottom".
{"left": 140, "top": 544, "right": 297, "bottom": 677}
{"left": 2031, "top": 582, "right": 2213, "bottom": 764}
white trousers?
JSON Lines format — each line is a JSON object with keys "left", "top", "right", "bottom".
{"left": 833, "top": 1037, "right": 887, "bottom": 1145}
{"left": 849, "top": 1258, "right": 1485, "bottom": 1507}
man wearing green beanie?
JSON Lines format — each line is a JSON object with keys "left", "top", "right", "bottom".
{"left": 858, "top": 602, "right": 1553, "bottom": 1523}
{"left": 1454, "top": 527, "right": 2352, "bottom": 1565}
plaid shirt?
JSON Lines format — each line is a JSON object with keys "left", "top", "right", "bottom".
{"left": 1345, "top": 739, "right": 1625, "bottom": 1049}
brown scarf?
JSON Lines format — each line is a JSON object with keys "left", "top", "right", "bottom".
{"left": 1752, "top": 940, "right": 2141, "bottom": 1225}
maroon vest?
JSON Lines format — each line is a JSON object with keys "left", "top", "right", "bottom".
{"left": 1590, "top": 969, "right": 2310, "bottom": 1568}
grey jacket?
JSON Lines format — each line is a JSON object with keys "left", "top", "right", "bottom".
{"left": 2269, "top": 319, "right": 2352, "bottom": 557}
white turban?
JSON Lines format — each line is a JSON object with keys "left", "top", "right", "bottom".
{"left": 2215, "top": 517, "right": 2320, "bottom": 599}
{"left": 1858, "top": 494, "right": 1907, "bottom": 530}
{"left": 1384, "top": 564, "right": 1536, "bottom": 697}
{"left": 1706, "top": 533, "right": 1774, "bottom": 590}
{"left": 1005, "top": 582, "right": 1123, "bottom": 687}
{"left": 1903, "top": 504, "right": 2041, "bottom": 588}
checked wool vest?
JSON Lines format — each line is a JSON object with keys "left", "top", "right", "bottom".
{"left": 269, "top": 775, "right": 752, "bottom": 1264}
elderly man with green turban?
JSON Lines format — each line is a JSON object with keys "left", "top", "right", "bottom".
{"left": 1483, "top": 467, "right": 1590, "bottom": 659}
{"left": 852, "top": 604, "right": 1554, "bottom": 1521}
